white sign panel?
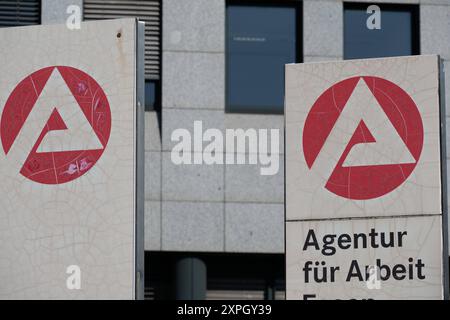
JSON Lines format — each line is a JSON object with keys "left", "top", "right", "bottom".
{"left": 0, "top": 19, "right": 144, "bottom": 299}
{"left": 286, "top": 216, "right": 444, "bottom": 299}
{"left": 285, "top": 55, "right": 448, "bottom": 300}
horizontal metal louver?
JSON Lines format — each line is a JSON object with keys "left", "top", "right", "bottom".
{"left": 83, "top": 0, "right": 161, "bottom": 80}
{"left": 206, "top": 289, "right": 286, "bottom": 300}
{"left": 144, "top": 286, "right": 155, "bottom": 300}
{"left": 0, "top": 0, "right": 40, "bottom": 27}
{"left": 206, "top": 290, "right": 265, "bottom": 300}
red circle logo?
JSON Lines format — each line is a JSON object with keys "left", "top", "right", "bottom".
{"left": 0, "top": 66, "right": 111, "bottom": 184}
{"left": 303, "top": 76, "right": 423, "bottom": 200}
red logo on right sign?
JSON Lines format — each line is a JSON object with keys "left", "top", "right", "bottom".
{"left": 303, "top": 76, "right": 424, "bottom": 200}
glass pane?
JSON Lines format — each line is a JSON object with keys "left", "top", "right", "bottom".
{"left": 344, "top": 5, "right": 418, "bottom": 59}
{"left": 227, "top": 5, "right": 297, "bottom": 114}
{"left": 145, "top": 80, "right": 156, "bottom": 111}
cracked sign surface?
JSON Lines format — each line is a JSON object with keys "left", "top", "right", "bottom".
{"left": 0, "top": 19, "right": 138, "bottom": 299}
{"left": 285, "top": 55, "right": 446, "bottom": 299}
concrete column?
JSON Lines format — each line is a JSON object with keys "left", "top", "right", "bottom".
{"left": 161, "top": 0, "right": 225, "bottom": 253}
{"left": 420, "top": 2, "right": 450, "bottom": 255}
{"left": 303, "top": 0, "right": 343, "bottom": 62}
{"left": 175, "top": 256, "right": 207, "bottom": 300}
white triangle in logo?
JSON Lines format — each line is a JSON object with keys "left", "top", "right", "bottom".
{"left": 311, "top": 78, "right": 416, "bottom": 181}
{"left": 341, "top": 79, "right": 415, "bottom": 167}
{"left": 33, "top": 69, "right": 103, "bottom": 153}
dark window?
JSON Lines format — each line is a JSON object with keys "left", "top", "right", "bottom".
{"left": 145, "top": 80, "right": 161, "bottom": 111}
{"left": 84, "top": 0, "right": 162, "bottom": 111}
{"left": 145, "top": 252, "right": 285, "bottom": 300}
{"left": 0, "top": 0, "right": 41, "bottom": 27}
{"left": 344, "top": 3, "right": 420, "bottom": 60}
{"left": 226, "top": 1, "right": 301, "bottom": 114}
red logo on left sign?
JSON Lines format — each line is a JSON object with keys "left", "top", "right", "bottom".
{"left": 0, "top": 66, "right": 111, "bottom": 184}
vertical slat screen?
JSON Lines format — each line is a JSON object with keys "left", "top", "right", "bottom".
{"left": 0, "top": 0, "right": 40, "bottom": 27}
{"left": 84, "top": 0, "right": 161, "bottom": 80}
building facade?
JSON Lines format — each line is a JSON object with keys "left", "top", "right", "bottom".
{"left": 1, "top": 0, "right": 450, "bottom": 299}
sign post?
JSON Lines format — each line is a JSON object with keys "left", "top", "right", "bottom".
{"left": 285, "top": 55, "right": 448, "bottom": 299}
{"left": 0, "top": 18, "right": 144, "bottom": 299}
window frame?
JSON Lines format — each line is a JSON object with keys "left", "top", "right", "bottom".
{"left": 225, "top": 0, "right": 303, "bottom": 115}
{"left": 343, "top": 2, "right": 420, "bottom": 60}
